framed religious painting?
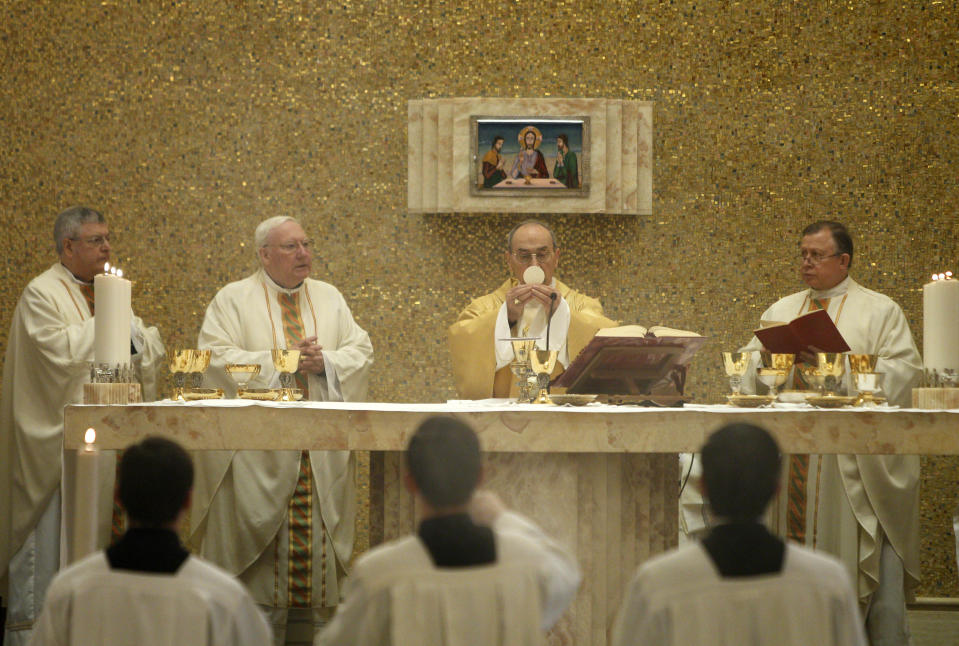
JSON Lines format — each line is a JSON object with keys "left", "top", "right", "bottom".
{"left": 469, "top": 116, "right": 590, "bottom": 197}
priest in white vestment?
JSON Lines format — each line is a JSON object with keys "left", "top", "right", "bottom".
{"left": 0, "top": 206, "right": 165, "bottom": 646}
{"left": 316, "top": 417, "right": 580, "bottom": 646}
{"left": 30, "top": 436, "right": 272, "bottom": 646}
{"left": 612, "top": 423, "right": 866, "bottom": 646}
{"left": 193, "top": 216, "right": 373, "bottom": 645}
{"left": 448, "top": 220, "right": 616, "bottom": 399}
{"left": 739, "top": 221, "right": 921, "bottom": 645}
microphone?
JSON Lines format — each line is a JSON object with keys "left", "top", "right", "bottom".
{"left": 545, "top": 292, "right": 557, "bottom": 392}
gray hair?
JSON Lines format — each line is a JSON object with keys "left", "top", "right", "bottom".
{"left": 254, "top": 216, "right": 299, "bottom": 249}
{"left": 506, "top": 219, "right": 558, "bottom": 251}
{"left": 54, "top": 206, "right": 104, "bottom": 254}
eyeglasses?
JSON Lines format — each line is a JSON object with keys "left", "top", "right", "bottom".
{"left": 267, "top": 239, "right": 313, "bottom": 253}
{"left": 510, "top": 249, "right": 554, "bottom": 264}
{"left": 71, "top": 234, "right": 111, "bottom": 247}
{"left": 800, "top": 252, "right": 841, "bottom": 265}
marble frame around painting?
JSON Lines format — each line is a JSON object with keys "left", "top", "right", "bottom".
{"left": 469, "top": 115, "right": 590, "bottom": 198}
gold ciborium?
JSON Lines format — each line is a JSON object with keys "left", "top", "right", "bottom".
{"left": 167, "top": 349, "right": 196, "bottom": 400}
{"left": 721, "top": 352, "right": 750, "bottom": 395}
{"left": 529, "top": 349, "right": 558, "bottom": 405}
{"left": 816, "top": 352, "right": 846, "bottom": 396}
{"left": 226, "top": 364, "right": 261, "bottom": 398}
{"left": 507, "top": 337, "right": 538, "bottom": 403}
{"left": 271, "top": 349, "right": 301, "bottom": 401}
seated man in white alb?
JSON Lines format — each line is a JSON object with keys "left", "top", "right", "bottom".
{"left": 612, "top": 422, "right": 866, "bottom": 646}
{"left": 315, "top": 416, "right": 581, "bottom": 646}
{"left": 29, "top": 436, "right": 271, "bottom": 646}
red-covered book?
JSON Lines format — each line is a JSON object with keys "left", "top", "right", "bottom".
{"left": 753, "top": 308, "right": 850, "bottom": 356}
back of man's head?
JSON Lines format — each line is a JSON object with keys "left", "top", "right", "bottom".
{"left": 118, "top": 436, "right": 194, "bottom": 528}
{"left": 406, "top": 416, "right": 482, "bottom": 509}
{"left": 701, "top": 423, "right": 780, "bottom": 522}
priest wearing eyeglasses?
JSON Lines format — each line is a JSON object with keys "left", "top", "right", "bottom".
{"left": 194, "top": 216, "right": 373, "bottom": 645}
{"left": 448, "top": 219, "right": 616, "bottom": 399}
{"left": 0, "top": 206, "right": 165, "bottom": 646}
{"left": 739, "top": 220, "right": 921, "bottom": 646}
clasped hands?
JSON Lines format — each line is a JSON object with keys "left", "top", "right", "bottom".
{"left": 292, "top": 336, "right": 325, "bottom": 374}
{"left": 506, "top": 283, "right": 560, "bottom": 323}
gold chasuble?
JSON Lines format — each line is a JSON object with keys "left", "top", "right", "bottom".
{"left": 449, "top": 278, "right": 616, "bottom": 399}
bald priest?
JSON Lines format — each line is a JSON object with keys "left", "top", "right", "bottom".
{"left": 449, "top": 220, "right": 616, "bottom": 399}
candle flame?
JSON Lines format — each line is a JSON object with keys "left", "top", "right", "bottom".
{"left": 116, "top": 269, "right": 123, "bottom": 278}
{"left": 84, "top": 427, "right": 96, "bottom": 444}
{"left": 932, "top": 271, "right": 954, "bottom": 281}
{"left": 104, "top": 262, "right": 110, "bottom": 273}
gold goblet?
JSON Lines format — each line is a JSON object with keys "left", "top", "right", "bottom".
{"left": 816, "top": 352, "right": 846, "bottom": 396}
{"left": 226, "top": 364, "right": 261, "bottom": 398}
{"left": 271, "top": 349, "right": 301, "bottom": 401}
{"left": 529, "top": 349, "right": 558, "bottom": 405}
{"left": 721, "top": 352, "right": 750, "bottom": 395}
{"left": 508, "top": 338, "right": 538, "bottom": 403}
{"left": 167, "top": 349, "right": 196, "bottom": 400}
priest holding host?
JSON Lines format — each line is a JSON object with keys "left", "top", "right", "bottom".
{"left": 0, "top": 206, "right": 166, "bottom": 646}
{"left": 738, "top": 221, "right": 922, "bottom": 645}
{"left": 193, "top": 216, "right": 373, "bottom": 644}
{"left": 448, "top": 219, "right": 617, "bottom": 399}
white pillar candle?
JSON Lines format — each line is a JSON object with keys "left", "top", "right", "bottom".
{"left": 94, "top": 268, "right": 131, "bottom": 367}
{"left": 923, "top": 275, "right": 959, "bottom": 373}
{"left": 72, "top": 427, "right": 100, "bottom": 562}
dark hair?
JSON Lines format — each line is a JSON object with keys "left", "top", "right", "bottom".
{"left": 701, "top": 423, "right": 781, "bottom": 521}
{"left": 118, "top": 436, "right": 194, "bottom": 527}
{"left": 54, "top": 206, "right": 104, "bottom": 254}
{"left": 802, "top": 220, "right": 854, "bottom": 268}
{"left": 406, "top": 416, "right": 481, "bottom": 508}
{"left": 557, "top": 134, "right": 569, "bottom": 148}
{"left": 506, "top": 219, "right": 558, "bottom": 251}
{"left": 492, "top": 135, "right": 504, "bottom": 146}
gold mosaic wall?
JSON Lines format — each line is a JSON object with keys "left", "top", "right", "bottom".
{"left": 1, "top": 1, "right": 957, "bottom": 594}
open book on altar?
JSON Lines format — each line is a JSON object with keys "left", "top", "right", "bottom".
{"left": 753, "top": 308, "right": 850, "bottom": 357}
{"left": 553, "top": 325, "right": 706, "bottom": 401}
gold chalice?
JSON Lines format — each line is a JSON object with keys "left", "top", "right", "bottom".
{"left": 529, "top": 349, "right": 558, "bottom": 405}
{"left": 167, "top": 349, "right": 196, "bottom": 400}
{"left": 225, "top": 364, "right": 261, "bottom": 398}
{"left": 271, "top": 349, "right": 301, "bottom": 401}
{"left": 507, "top": 338, "right": 538, "bottom": 403}
{"left": 721, "top": 352, "right": 750, "bottom": 395}
{"left": 816, "top": 352, "right": 846, "bottom": 396}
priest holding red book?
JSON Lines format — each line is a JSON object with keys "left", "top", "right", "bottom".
{"left": 740, "top": 220, "right": 921, "bottom": 646}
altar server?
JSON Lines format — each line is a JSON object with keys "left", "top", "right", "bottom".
{"left": 741, "top": 221, "right": 921, "bottom": 645}
{"left": 0, "top": 206, "right": 165, "bottom": 646}
{"left": 612, "top": 423, "right": 866, "bottom": 646}
{"left": 30, "top": 436, "right": 272, "bottom": 646}
{"left": 194, "top": 216, "right": 373, "bottom": 644}
{"left": 316, "top": 416, "right": 580, "bottom": 645}
{"left": 448, "top": 219, "right": 616, "bottom": 399}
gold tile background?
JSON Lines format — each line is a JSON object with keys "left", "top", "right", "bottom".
{"left": 1, "top": 1, "right": 957, "bottom": 594}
